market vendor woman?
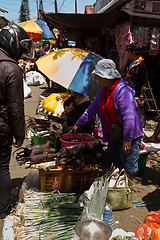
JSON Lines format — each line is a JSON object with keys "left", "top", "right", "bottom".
{"left": 70, "top": 59, "right": 143, "bottom": 179}
{"left": 63, "top": 90, "right": 95, "bottom": 134}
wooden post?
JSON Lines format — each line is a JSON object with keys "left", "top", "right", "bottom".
{"left": 55, "top": 0, "right": 58, "bottom": 13}
{"left": 36, "top": 0, "right": 39, "bottom": 19}
{"left": 75, "top": 0, "right": 77, "bottom": 14}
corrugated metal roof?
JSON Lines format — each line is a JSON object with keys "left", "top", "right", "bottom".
{"left": 97, "top": 0, "right": 131, "bottom": 13}
{"left": 123, "top": 0, "right": 160, "bottom": 19}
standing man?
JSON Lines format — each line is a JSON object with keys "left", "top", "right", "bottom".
{"left": 40, "top": 41, "right": 52, "bottom": 57}
{"left": 0, "top": 24, "right": 34, "bottom": 218}
{"left": 40, "top": 41, "right": 53, "bottom": 91}
{"left": 123, "top": 42, "right": 149, "bottom": 126}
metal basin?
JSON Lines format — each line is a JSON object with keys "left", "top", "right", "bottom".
{"left": 75, "top": 218, "right": 112, "bottom": 240}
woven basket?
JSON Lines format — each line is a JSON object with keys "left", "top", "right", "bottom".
{"left": 60, "top": 133, "right": 95, "bottom": 148}
{"left": 106, "top": 169, "right": 134, "bottom": 210}
{"left": 33, "top": 134, "right": 50, "bottom": 145}
{"left": 32, "top": 131, "right": 57, "bottom": 148}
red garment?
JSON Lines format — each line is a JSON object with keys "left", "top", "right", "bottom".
{"left": 99, "top": 79, "right": 121, "bottom": 134}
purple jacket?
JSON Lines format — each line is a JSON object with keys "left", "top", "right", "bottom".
{"left": 40, "top": 49, "right": 53, "bottom": 57}
{"left": 76, "top": 78, "right": 142, "bottom": 142}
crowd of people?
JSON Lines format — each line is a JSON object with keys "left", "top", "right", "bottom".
{"left": 0, "top": 23, "right": 159, "bottom": 220}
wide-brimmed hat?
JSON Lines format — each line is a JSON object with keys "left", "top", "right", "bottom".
{"left": 92, "top": 59, "right": 121, "bottom": 79}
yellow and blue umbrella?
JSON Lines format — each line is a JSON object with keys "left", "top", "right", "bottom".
{"left": 36, "top": 48, "right": 103, "bottom": 97}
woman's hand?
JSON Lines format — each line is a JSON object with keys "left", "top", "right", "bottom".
{"left": 122, "top": 139, "right": 131, "bottom": 154}
{"left": 68, "top": 125, "right": 78, "bottom": 134}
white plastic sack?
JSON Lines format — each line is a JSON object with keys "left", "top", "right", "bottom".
{"left": 19, "top": 169, "right": 40, "bottom": 202}
{"left": 109, "top": 228, "right": 138, "bottom": 239}
{"left": 2, "top": 215, "right": 15, "bottom": 240}
{"left": 25, "top": 71, "right": 46, "bottom": 86}
{"left": 141, "top": 142, "right": 160, "bottom": 154}
{"left": 78, "top": 181, "right": 98, "bottom": 207}
{"left": 108, "top": 168, "right": 129, "bottom": 188}
{"left": 23, "top": 79, "right": 32, "bottom": 99}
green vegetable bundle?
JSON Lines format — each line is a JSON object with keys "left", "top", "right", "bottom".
{"left": 13, "top": 190, "right": 82, "bottom": 240}
{"left": 86, "top": 173, "right": 110, "bottom": 219}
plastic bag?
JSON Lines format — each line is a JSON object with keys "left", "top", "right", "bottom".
{"left": 19, "top": 169, "right": 40, "bottom": 202}
{"left": 109, "top": 228, "right": 137, "bottom": 239}
{"left": 23, "top": 79, "right": 32, "bottom": 99}
{"left": 108, "top": 168, "right": 129, "bottom": 188}
{"left": 134, "top": 222, "right": 160, "bottom": 240}
{"left": 152, "top": 228, "right": 160, "bottom": 240}
{"left": 2, "top": 215, "right": 15, "bottom": 240}
{"left": 140, "top": 141, "right": 145, "bottom": 151}
{"left": 144, "top": 210, "right": 160, "bottom": 224}
{"left": 25, "top": 71, "right": 45, "bottom": 86}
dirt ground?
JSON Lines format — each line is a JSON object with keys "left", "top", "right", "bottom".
{"left": 1, "top": 83, "right": 160, "bottom": 239}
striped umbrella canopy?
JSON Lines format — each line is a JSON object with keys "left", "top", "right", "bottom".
{"left": 20, "top": 20, "right": 54, "bottom": 42}
{"left": 36, "top": 48, "right": 103, "bottom": 97}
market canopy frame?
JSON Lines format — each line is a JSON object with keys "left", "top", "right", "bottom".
{"left": 39, "top": 11, "right": 127, "bottom": 41}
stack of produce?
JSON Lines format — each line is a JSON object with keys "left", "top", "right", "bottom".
{"left": 25, "top": 116, "right": 51, "bottom": 134}
{"left": 25, "top": 116, "right": 63, "bottom": 144}
{"left": 12, "top": 190, "right": 82, "bottom": 240}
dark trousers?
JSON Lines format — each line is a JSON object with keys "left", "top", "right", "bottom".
{"left": 0, "top": 135, "right": 12, "bottom": 218}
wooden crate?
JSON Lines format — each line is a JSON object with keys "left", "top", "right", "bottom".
{"left": 39, "top": 167, "right": 102, "bottom": 193}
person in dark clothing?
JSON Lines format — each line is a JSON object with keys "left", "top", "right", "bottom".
{"left": 0, "top": 24, "right": 34, "bottom": 219}
{"left": 123, "top": 42, "right": 148, "bottom": 104}
{"left": 63, "top": 90, "right": 95, "bottom": 133}
{"left": 123, "top": 42, "right": 149, "bottom": 127}
{"left": 40, "top": 41, "right": 53, "bottom": 91}
{"left": 40, "top": 41, "right": 53, "bottom": 57}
